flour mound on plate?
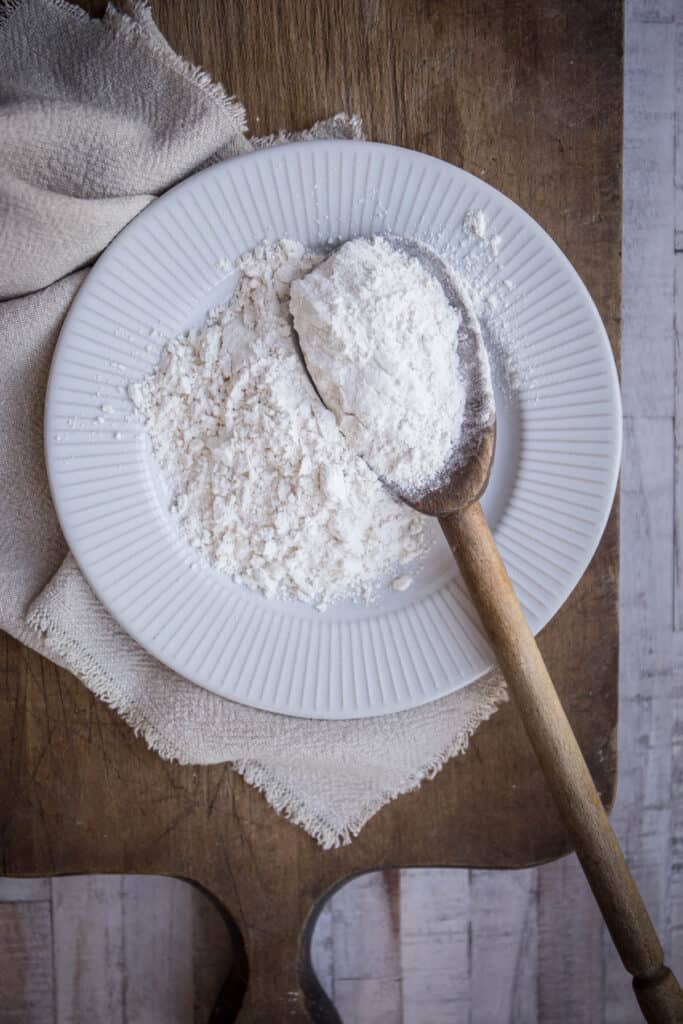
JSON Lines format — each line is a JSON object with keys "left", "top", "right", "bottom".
{"left": 130, "top": 239, "right": 428, "bottom": 607}
{"left": 290, "top": 236, "right": 466, "bottom": 493}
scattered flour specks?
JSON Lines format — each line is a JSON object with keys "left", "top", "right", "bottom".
{"left": 464, "top": 208, "right": 502, "bottom": 259}
{"left": 464, "top": 208, "right": 488, "bottom": 240}
{"left": 425, "top": 210, "right": 534, "bottom": 398}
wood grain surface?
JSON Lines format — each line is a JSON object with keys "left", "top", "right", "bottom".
{"left": 0, "top": 1, "right": 623, "bottom": 1020}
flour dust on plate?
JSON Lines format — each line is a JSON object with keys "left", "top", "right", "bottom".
{"left": 45, "top": 140, "right": 621, "bottom": 716}
{"left": 129, "top": 238, "right": 429, "bottom": 608}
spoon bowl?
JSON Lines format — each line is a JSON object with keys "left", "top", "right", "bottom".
{"left": 291, "top": 235, "right": 497, "bottom": 515}
{"left": 380, "top": 237, "right": 496, "bottom": 516}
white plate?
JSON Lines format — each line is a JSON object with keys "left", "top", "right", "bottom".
{"left": 45, "top": 141, "right": 622, "bottom": 718}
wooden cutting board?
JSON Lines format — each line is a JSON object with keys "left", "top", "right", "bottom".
{"left": 0, "top": 1, "right": 622, "bottom": 1020}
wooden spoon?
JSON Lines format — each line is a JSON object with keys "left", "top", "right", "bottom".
{"left": 297, "top": 239, "right": 683, "bottom": 1023}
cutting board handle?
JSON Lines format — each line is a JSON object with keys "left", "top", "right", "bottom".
{"left": 441, "top": 502, "right": 683, "bottom": 1024}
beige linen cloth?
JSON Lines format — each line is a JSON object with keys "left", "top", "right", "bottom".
{"left": 0, "top": 0, "right": 507, "bottom": 847}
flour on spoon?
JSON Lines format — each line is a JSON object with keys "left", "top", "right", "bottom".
{"left": 290, "top": 236, "right": 468, "bottom": 494}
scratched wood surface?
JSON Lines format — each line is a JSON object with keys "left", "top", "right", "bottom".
{"left": 0, "top": 1, "right": 623, "bottom": 1020}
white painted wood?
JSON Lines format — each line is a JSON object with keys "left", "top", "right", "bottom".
{"left": 606, "top": 415, "right": 676, "bottom": 1023}
{"left": 674, "top": 10, "right": 683, "bottom": 626}
{"left": 595, "top": 1, "right": 681, "bottom": 1016}
{"left": 631, "top": 0, "right": 675, "bottom": 21}
{"left": 469, "top": 868, "right": 538, "bottom": 1024}
{"left": 622, "top": 1, "right": 675, "bottom": 418}
{"left": 189, "top": 882, "right": 234, "bottom": 1024}
{"left": 52, "top": 874, "right": 126, "bottom": 1024}
{"left": 332, "top": 977, "right": 401, "bottom": 1024}
{"left": 537, "top": 856, "right": 604, "bottom": 1023}
{"left": 674, "top": 5, "right": 683, "bottom": 248}
{"left": 670, "top": 643, "right": 683, "bottom": 994}
{"left": 399, "top": 868, "right": 470, "bottom": 1023}
{"left": 0, "top": 900, "right": 55, "bottom": 1024}
{"left": 121, "top": 875, "right": 195, "bottom": 1024}
{"left": 0, "top": 877, "right": 50, "bottom": 901}
{"left": 509, "top": 873, "right": 540, "bottom": 1024}
{"left": 315, "top": 867, "right": 539, "bottom": 1023}
{"left": 310, "top": 896, "right": 334, "bottom": 1000}
{"left": 49, "top": 875, "right": 234, "bottom": 1024}
{"left": 675, "top": 252, "right": 683, "bottom": 628}
{"left": 329, "top": 871, "right": 402, "bottom": 1022}
{"left": 670, "top": 1, "right": 683, "bottom": 1000}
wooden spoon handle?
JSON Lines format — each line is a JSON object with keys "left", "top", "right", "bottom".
{"left": 441, "top": 501, "right": 683, "bottom": 1023}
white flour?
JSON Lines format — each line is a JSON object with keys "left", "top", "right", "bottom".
{"left": 463, "top": 208, "right": 502, "bottom": 257}
{"left": 130, "top": 240, "right": 428, "bottom": 607}
{"left": 438, "top": 209, "right": 532, "bottom": 397}
{"left": 290, "top": 237, "right": 466, "bottom": 493}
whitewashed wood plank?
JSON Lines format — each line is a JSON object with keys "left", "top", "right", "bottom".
{"left": 399, "top": 868, "right": 470, "bottom": 1024}
{"left": 537, "top": 856, "right": 604, "bottom": 1023}
{"left": 510, "top": 873, "right": 540, "bottom": 1024}
{"left": 674, "top": 252, "right": 683, "bottom": 628}
{"left": 469, "top": 868, "right": 538, "bottom": 1024}
{"left": 0, "top": 877, "right": 50, "bottom": 902}
{"left": 5, "top": 875, "right": 233, "bottom": 1024}
{"left": 120, "top": 875, "right": 194, "bottom": 1024}
{"left": 670, "top": 649, "right": 683, "bottom": 990}
{"left": 604, "top": 416, "right": 676, "bottom": 1023}
{"left": 310, "top": 898, "right": 334, "bottom": 1001}
{"left": 630, "top": 2, "right": 675, "bottom": 23}
{"left": 672, "top": 32, "right": 683, "bottom": 982}
{"left": 623, "top": 5, "right": 676, "bottom": 415}
{"left": 0, "top": 900, "right": 55, "bottom": 1024}
{"left": 606, "top": 13, "right": 680, "bottom": 1019}
{"left": 400, "top": 970, "right": 462, "bottom": 1024}
{"left": 604, "top": 9, "right": 682, "bottom": 1022}
{"left": 52, "top": 874, "right": 125, "bottom": 1024}
{"left": 190, "top": 882, "right": 235, "bottom": 1024}
{"left": 333, "top": 977, "right": 401, "bottom": 1024}
{"left": 329, "top": 871, "right": 402, "bottom": 1022}
{"left": 674, "top": 4, "right": 683, "bottom": 245}
{"left": 674, "top": 0, "right": 683, "bottom": 625}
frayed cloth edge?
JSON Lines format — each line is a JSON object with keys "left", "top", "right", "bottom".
{"left": 27, "top": 605, "right": 508, "bottom": 849}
